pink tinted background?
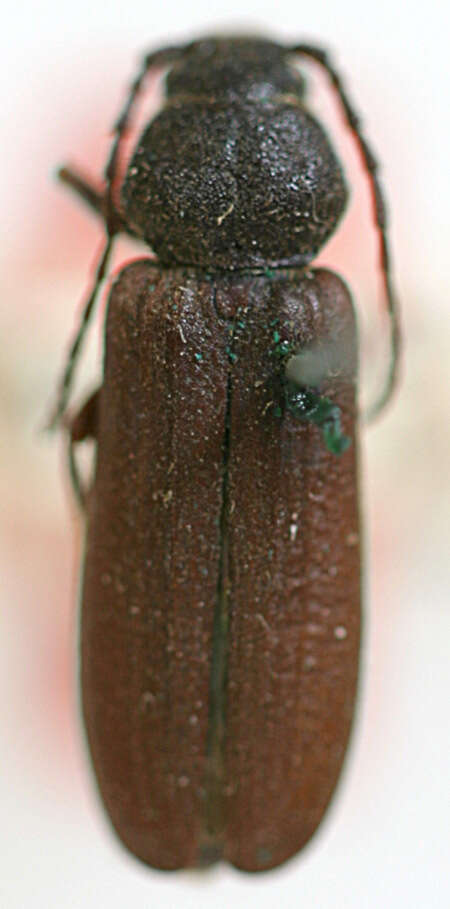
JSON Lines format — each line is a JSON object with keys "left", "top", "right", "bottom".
{"left": 1, "top": 4, "right": 449, "bottom": 908}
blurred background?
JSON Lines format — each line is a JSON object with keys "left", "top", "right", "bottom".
{"left": 1, "top": 1, "right": 449, "bottom": 906}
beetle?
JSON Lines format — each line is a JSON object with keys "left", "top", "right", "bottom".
{"left": 49, "top": 36, "right": 400, "bottom": 872}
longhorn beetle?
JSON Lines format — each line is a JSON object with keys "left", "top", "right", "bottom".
{"left": 49, "top": 36, "right": 400, "bottom": 871}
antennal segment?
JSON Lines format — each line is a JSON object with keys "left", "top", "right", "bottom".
{"left": 47, "top": 43, "right": 185, "bottom": 429}
{"left": 290, "top": 43, "right": 401, "bottom": 419}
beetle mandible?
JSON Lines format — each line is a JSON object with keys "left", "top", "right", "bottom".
{"left": 49, "top": 36, "right": 400, "bottom": 872}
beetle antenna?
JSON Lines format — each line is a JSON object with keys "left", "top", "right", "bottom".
{"left": 46, "top": 43, "right": 185, "bottom": 430}
{"left": 290, "top": 44, "right": 401, "bottom": 420}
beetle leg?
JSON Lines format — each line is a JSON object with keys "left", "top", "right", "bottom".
{"left": 67, "top": 387, "right": 100, "bottom": 509}
{"left": 57, "top": 167, "right": 140, "bottom": 241}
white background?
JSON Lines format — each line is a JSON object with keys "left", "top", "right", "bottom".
{"left": 1, "top": 2, "right": 449, "bottom": 907}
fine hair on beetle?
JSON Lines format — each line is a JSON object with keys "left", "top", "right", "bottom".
{"left": 50, "top": 36, "right": 400, "bottom": 872}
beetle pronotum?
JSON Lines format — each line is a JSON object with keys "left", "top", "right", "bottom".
{"left": 50, "top": 36, "right": 400, "bottom": 871}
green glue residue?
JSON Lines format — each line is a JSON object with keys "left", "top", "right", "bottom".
{"left": 270, "top": 336, "right": 293, "bottom": 360}
{"left": 285, "top": 387, "right": 351, "bottom": 456}
{"left": 226, "top": 346, "right": 237, "bottom": 363}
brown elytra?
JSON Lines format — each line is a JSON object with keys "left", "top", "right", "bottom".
{"left": 80, "top": 261, "right": 360, "bottom": 871}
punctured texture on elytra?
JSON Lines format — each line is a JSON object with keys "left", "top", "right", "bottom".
{"left": 80, "top": 261, "right": 360, "bottom": 871}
